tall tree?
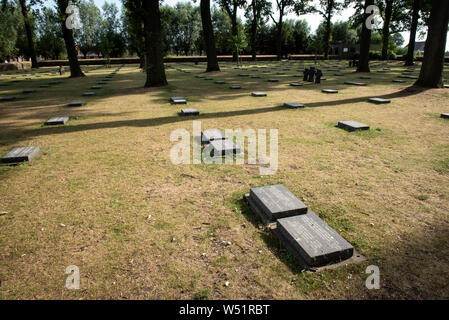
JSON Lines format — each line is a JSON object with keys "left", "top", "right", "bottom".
{"left": 246, "top": 0, "right": 271, "bottom": 61}
{"left": 218, "top": 0, "right": 245, "bottom": 61}
{"left": 380, "top": 0, "right": 393, "bottom": 60}
{"left": 201, "top": 0, "right": 220, "bottom": 71}
{"left": 75, "top": 0, "right": 101, "bottom": 58}
{"left": 297, "top": 0, "right": 344, "bottom": 59}
{"left": 357, "top": 0, "right": 374, "bottom": 72}
{"left": 0, "top": 2, "right": 19, "bottom": 61}
{"left": 415, "top": 0, "right": 449, "bottom": 88}
{"left": 18, "top": 0, "right": 39, "bottom": 68}
{"left": 56, "top": 0, "right": 85, "bottom": 77}
{"left": 142, "top": 0, "right": 167, "bottom": 87}
{"left": 270, "top": 0, "right": 296, "bottom": 60}
{"left": 404, "top": 0, "right": 420, "bottom": 66}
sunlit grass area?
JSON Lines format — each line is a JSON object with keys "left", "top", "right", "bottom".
{"left": 0, "top": 60, "right": 448, "bottom": 299}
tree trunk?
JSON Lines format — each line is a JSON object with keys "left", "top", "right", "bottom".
{"left": 143, "top": 0, "right": 167, "bottom": 87}
{"left": 231, "top": 15, "right": 238, "bottom": 62}
{"left": 357, "top": 0, "right": 374, "bottom": 72}
{"left": 381, "top": 0, "right": 393, "bottom": 60}
{"left": 404, "top": 0, "right": 420, "bottom": 66}
{"left": 415, "top": 0, "right": 449, "bottom": 88}
{"left": 19, "top": 0, "right": 38, "bottom": 68}
{"left": 57, "top": 0, "right": 85, "bottom": 78}
{"left": 276, "top": 16, "right": 283, "bottom": 60}
{"left": 251, "top": 0, "right": 257, "bottom": 61}
{"left": 324, "top": 7, "right": 332, "bottom": 59}
{"left": 200, "top": 0, "right": 220, "bottom": 72}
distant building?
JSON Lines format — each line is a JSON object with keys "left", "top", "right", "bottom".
{"left": 330, "top": 43, "right": 357, "bottom": 57}
{"left": 414, "top": 41, "right": 426, "bottom": 56}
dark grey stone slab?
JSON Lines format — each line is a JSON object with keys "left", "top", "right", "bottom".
{"left": 239, "top": 74, "right": 249, "bottom": 77}
{"left": 170, "top": 97, "right": 187, "bottom": 104}
{"left": 368, "top": 98, "right": 391, "bottom": 104}
{"left": 209, "top": 138, "right": 241, "bottom": 157}
{"left": 45, "top": 116, "right": 69, "bottom": 125}
{"left": 215, "top": 80, "right": 225, "bottom": 84}
{"left": 251, "top": 76, "right": 261, "bottom": 79}
{"left": 1, "top": 146, "right": 42, "bottom": 164}
{"left": 82, "top": 92, "right": 95, "bottom": 96}
{"left": 290, "top": 83, "right": 303, "bottom": 86}
{"left": 337, "top": 121, "right": 370, "bottom": 132}
{"left": 334, "top": 73, "right": 344, "bottom": 76}
{"left": 91, "top": 85, "right": 102, "bottom": 89}
{"left": 392, "top": 79, "right": 405, "bottom": 83}
{"left": 201, "top": 129, "right": 227, "bottom": 144}
{"left": 230, "top": 85, "right": 241, "bottom": 89}
{"left": 267, "top": 79, "right": 279, "bottom": 82}
{"left": 179, "top": 108, "right": 199, "bottom": 116}
{"left": 441, "top": 113, "right": 449, "bottom": 119}
{"left": 344, "top": 81, "right": 367, "bottom": 86}
{"left": 40, "top": 84, "right": 50, "bottom": 88}
{"left": 251, "top": 92, "right": 267, "bottom": 97}
{"left": 49, "top": 81, "right": 61, "bottom": 85}
{"left": 284, "top": 102, "right": 305, "bottom": 108}
{"left": 67, "top": 101, "right": 85, "bottom": 107}
{"left": 322, "top": 89, "right": 338, "bottom": 93}
{"left": 0, "top": 96, "right": 16, "bottom": 102}
{"left": 276, "top": 212, "right": 354, "bottom": 267}
{"left": 195, "top": 75, "right": 205, "bottom": 79}
{"left": 249, "top": 184, "right": 307, "bottom": 221}
{"left": 204, "top": 77, "right": 213, "bottom": 80}
{"left": 23, "top": 90, "right": 36, "bottom": 94}
{"left": 360, "top": 76, "right": 371, "bottom": 79}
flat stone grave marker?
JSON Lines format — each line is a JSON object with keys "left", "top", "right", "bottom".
{"left": 195, "top": 75, "right": 205, "bottom": 79}
{"left": 360, "top": 76, "right": 371, "bottom": 79}
{"left": 248, "top": 184, "right": 307, "bottom": 222}
{"left": 277, "top": 72, "right": 286, "bottom": 75}
{"left": 67, "top": 101, "right": 85, "bottom": 107}
{"left": 82, "top": 92, "right": 95, "bottom": 96}
{"left": 275, "top": 211, "right": 354, "bottom": 267}
{"left": 368, "top": 97, "right": 391, "bottom": 104}
{"left": 392, "top": 79, "right": 405, "bottom": 83}
{"left": 239, "top": 74, "right": 249, "bottom": 77}
{"left": 376, "top": 70, "right": 386, "bottom": 73}
{"left": 251, "top": 92, "right": 267, "bottom": 97}
{"left": 170, "top": 97, "right": 187, "bottom": 104}
{"left": 23, "top": 90, "right": 35, "bottom": 94}
{"left": 441, "top": 113, "right": 449, "bottom": 119}
{"left": 262, "top": 70, "right": 270, "bottom": 73}
{"left": 337, "top": 120, "right": 370, "bottom": 132}
{"left": 40, "top": 84, "right": 50, "bottom": 88}
{"left": 230, "top": 85, "right": 241, "bottom": 89}
{"left": 267, "top": 79, "right": 279, "bottom": 82}
{"left": 201, "top": 129, "right": 227, "bottom": 144}
{"left": 444, "top": 85, "right": 449, "bottom": 88}
{"left": 251, "top": 76, "right": 261, "bottom": 79}
{"left": 290, "top": 82, "right": 303, "bottom": 87}
{"left": 1, "top": 146, "right": 42, "bottom": 165}
{"left": 179, "top": 108, "right": 199, "bottom": 116}
{"left": 344, "top": 81, "right": 367, "bottom": 86}
{"left": 0, "top": 96, "right": 16, "bottom": 102}
{"left": 45, "top": 116, "right": 69, "bottom": 125}
{"left": 284, "top": 102, "right": 305, "bottom": 108}
{"left": 322, "top": 89, "right": 338, "bottom": 93}
{"left": 208, "top": 138, "right": 241, "bottom": 157}
{"left": 91, "top": 85, "right": 102, "bottom": 89}
{"left": 215, "top": 80, "right": 225, "bottom": 84}
{"left": 334, "top": 73, "right": 344, "bottom": 76}
{"left": 49, "top": 81, "right": 61, "bottom": 85}
{"left": 204, "top": 77, "right": 213, "bottom": 80}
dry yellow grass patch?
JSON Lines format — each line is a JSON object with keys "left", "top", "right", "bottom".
{"left": 0, "top": 61, "right": 448, "bottom": 299}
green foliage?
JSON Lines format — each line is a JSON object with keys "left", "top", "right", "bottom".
{"left": 0, "top": 5, "right": 19, "bottom": 61}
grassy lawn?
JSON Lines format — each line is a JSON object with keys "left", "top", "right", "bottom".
{"left": 0, "top": 60, "right": 448, "bottom": 299}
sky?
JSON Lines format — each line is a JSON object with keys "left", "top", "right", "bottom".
{"left": 79, "top": 0, "right": 449, "bottom": 51}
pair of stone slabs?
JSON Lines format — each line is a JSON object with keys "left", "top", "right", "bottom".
{"left": 0, "top": 146, "right": 42, "bottom": 165}
{"left": 201, "top": 129, "right": 241, "bottom": 157}
{"left": 245, "top": 184, "right": 354, "bottom": 268}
